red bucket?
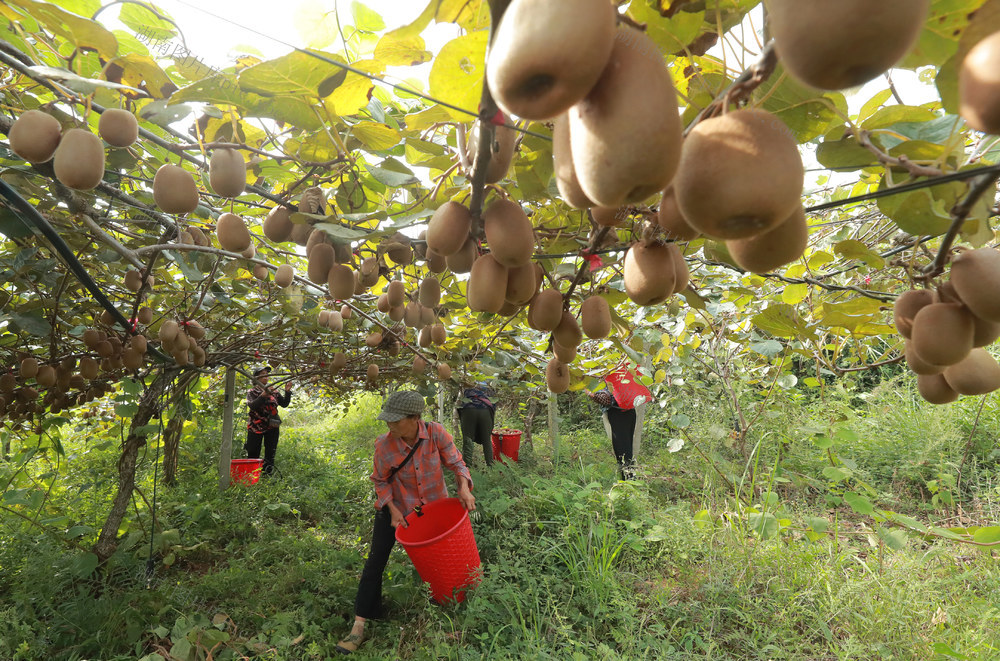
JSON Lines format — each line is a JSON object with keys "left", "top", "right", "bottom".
{"left": 230, "top": 458, "right": 263, "bottom": 486}
{"left": 395, "top": 498, "right": 481, "bottom": 604}
{"left": 490, "top": 429, "right": 522, "bottom": 462}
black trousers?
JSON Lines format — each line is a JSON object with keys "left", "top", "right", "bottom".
{"left": 459, "top": 407, "right": 494, "bottom": 466}
{"left": 606, "top": 407, "right": 637, "bottom": 479}
{"left": 354, "top": 506, "right": 396, "bottom": 619}
{"left": 245, "top": 427, "right": 279, "bottom": 475}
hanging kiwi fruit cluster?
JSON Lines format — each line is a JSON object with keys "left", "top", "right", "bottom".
{"left": 894, "top": 249, "right": 1000, "bottom": 404}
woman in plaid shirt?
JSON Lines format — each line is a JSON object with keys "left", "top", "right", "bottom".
{"left": 337, "top": 390, "right": 475, "bottom": 655}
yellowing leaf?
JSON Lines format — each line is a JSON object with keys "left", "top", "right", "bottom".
{"left": 352, "top": 122, "right": 401, "bottom": 151}
{"left": 781, "top": 284, "right": 809, "bottom": 305}
{"left": 326, "top": 60, "right": 384, "bottom": 117}
{"left": 375, "top": 31, "right": 432, "bottom": 66}
{"left": 428, "top": 31, "right": 488, "bottom": 121}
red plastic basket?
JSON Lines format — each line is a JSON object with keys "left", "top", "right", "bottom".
{"left": 230, "top": 458, "right": 263, "bottom": 486}
{"left": 395, "top": 498, "right": 482, "bottom": 604}
{"left": 490, "top": 429, "right": 522, "bottom": 462}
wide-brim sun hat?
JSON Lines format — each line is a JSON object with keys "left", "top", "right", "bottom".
{"left": 253, "top": 365, "right": 271, "bottom": 377}
{"left": 377, "top": 390, "right": 425, "bottom": 422}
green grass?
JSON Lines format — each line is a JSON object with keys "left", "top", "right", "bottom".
{"left": 2, "top": 386, "right": 1000, "bottom": 659}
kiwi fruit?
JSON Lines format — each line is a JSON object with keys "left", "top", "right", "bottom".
{"left": 484, "top": 198, "right": 535, "bottom": 267}
{"left": 529, "top": 288, "right": 564, "bottom": 331}
{"left": 418, "top": 327, "right": 432, "bottom": 348}
{"left": 153, "top": 164, "right": 200, "bottom": 214}
{"left": 98, "top": 109, "right": 138, "bottom": 148}
{"left": 53, "top": 129, "right": 105, "bottom": 190}
{"left": 263, "top": 206, "right": 294, "bottom": 242}
{"left": 726, "top": 205, "right": 808, "bottom": 273}
{"left": 377, "top": 294, "right": 391, "bottom": 313}
{"left": 359, "top": 258, "right": 381, "bottom": 287}
{"left": 426, "top": 249, "right": 447, "bottom": 273}
{"left": 580, "top": 296, "right": 611, "bottom": 339}
{"left": 172, "top": 349, "right": 189, "bottom": 367}
{"left": 130, "top": 335, "right": 148, "bottom": 354}
{"left": 275, "top": 264, "right": 295, "bottom": 288}
{"left": 545, "top": 357, "right": 570, "bottom": 393}
{"left": 36, "top": 365, "right": 56, "bottom": 387}
{"left": 331, "top": 352, "right": 347, "bottom": 371}
{"left": 657, "top": 187, "right": 700, "bottom": 241}
{"left": 446, "top": 237, "right": 478, "bottom": 274}
{"left": 467, "top": 254, "right": 509, "bottom": 313}
{"left": 420, "top": 305, "right": 436, "bottom": 327}
{"left": 305, "top": 228, "right": 330, "bottom": 257}
{"left": 122, "top": 347, "right": 143, "bottom": 371}
{"left": 404, "top": 302, "right": 423, "bottom": 328}
{"left": 137, "top": 307, "right": 153, "bottom": 325}
{"left": 383, "top": 233, "right": 413, "bottom": 266}
{"left": 290, "top": 222, "right": 313, "bottom": 246}
{"left": 553, "top": 311, "right": 583, "bottom": 348}
{"left": 671, "top": 244, "right": 690, "bottom": 294}
{"left": 308, "top": 243, "right": 336, "bottom": 283}
{"left": 943, "top": 348, "right": 1000, "bottom": 395}
{"left": 318, "top": 310, "right": 330, "bottom": 327}
{"left": 675, "top": 110, "right": 803, "bottom": 240}
{"left": 20, "top": 358, "right": 38, "bottom": 379}
{"left": 328, "top": 264, "right": 356, "bottom": 300}
{"left": 209, "top": 147, "right": 247, "bottom": 198}
{"left": 216, "top": 213, "right": 252, "bottom": 253}
{"left": 341, "top": 304, "right": 353, "bottom": 320}
{"left": 426, "top": 202, "right": 472, "bottom": 257}
{"left": 437, "top": 363, "right": 452, "bottom": 380}
{"left": 553, "top": 340, "right": 576, "bottom": 363}
{"left": 467, "top": 119, "right": 518, "bottom": 183}
{"left": 568, "top": 28, "right": 683, "bottom": 207}
{"left": 765, "top": 0, "right": 930, "bottom": 91}
{"left": 178, "top": 230, "right": 194, "bottom": 245}
{"left": 366, "top": 332, "right": 383, "bottom": 348}
{"left": 910, "top": 303, "right": 975, "bottom": 367}
{"left": 158, "top": 320, "right": 180, "bottom": 345}
{"left": 253, "top": 264, "right": 269, "bottom": 281}
{"left": 505, "top": 262, "right": 539, "bottom": 306}
{"left": 79, "top": 357, "right": 99, "bottom": 380}
{"left": 893, "top": 289, "right": 937, "bottom": 339}
{"left": 553, "top": 114, "right": 595, "bottom": 209}
{"left": 905, "top": 340, "right": 943, "bottom": 376}
{"left": 191, "top": 345, "right": 207, "bottom": 367}
{"left": 431, "top": 324, "right": 447, "bottom": 345}
{"left": 412, "top": 355, "right": 429, "bottom": 374}
{"left": 173, "top": 331, "right": 191, "bottom": 353}
{"left": 972, "top": 314, "right": 1000, "bottom": 348}
{"left": 0, "top": 374, "right": 16, "bottom": 394}
{"left": 387, "top": 280, "right": 406, "bottom": 308}
{"left": 624, "top": 241, "right": 677, "bottom": 306}
{"left": 188, "top": 226, "right": 209, "bottom": 247}
{"left": 419, "top": 277, "right": 441, "bottom": 307}
{"left": 960, "top": 31, "right": 1000, "bottom": 134}
{"left": 387, "top": 305, "right": 405, "bottom": 322}
{"left": 82, "top": 329, "right": 102, "bottom": 349}
{"left": 950, "top": 248, "right": 1000, "bottom": 322}
{"left": 124, "top": 269, "right": 143, "bottom": 292}
{"left": 917, "top": 373, "right": 959, "bottom": 405}
{"left": 9, "top": 109, "right": 62, "bottom": 163}
{"left": 486, "top": 0, "right": 616, "bottom": 120}
{"left": 591, "top": 207, "right": 625, "bottom": 228}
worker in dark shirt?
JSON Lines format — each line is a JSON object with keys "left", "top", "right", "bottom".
{"left": 245, "top": 366, "right": 292, "bottom": 476}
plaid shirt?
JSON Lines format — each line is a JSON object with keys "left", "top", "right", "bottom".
{"left": 371, "top": 420, "right": 472, "bottom": 516}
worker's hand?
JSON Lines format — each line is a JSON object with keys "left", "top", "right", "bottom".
{"left": 388, "top": 504, "right": 407, "bottom": 528}
{"left": 284, "top": 384, "right": 292, "bottom": 392}
{"left": 458, "top": 480, "right": 476, "bottom": 512}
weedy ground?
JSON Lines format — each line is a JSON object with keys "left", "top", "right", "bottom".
{"left": 2, "top": 382, "right": 1000, "bottom": 660}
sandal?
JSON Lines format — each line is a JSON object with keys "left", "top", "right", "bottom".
{"left": 335, "top": 631, "right": 366, "bottom": 655}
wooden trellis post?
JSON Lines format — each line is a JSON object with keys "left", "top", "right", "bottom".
{"left": 218, "top": 367, "right": 236, "bottom": 491}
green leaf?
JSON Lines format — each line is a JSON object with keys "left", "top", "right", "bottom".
{"left": 876, "top": 526, "right": 908, "bottom": 551}
{"left": 972, "top": 526, "right": 1000, "bottom": 544}
{"left": 750, "top": 340, "right": 783, "bottom": 357}
{"left": 806, "top": 516, "right": 829, "bottom": 534}
{"left": 749, "top": 512, "right": 778, "bottom": 539}
{"left": 822, "top": 466, "right": 850, "bottom": 483}
{"left": 238, "top": 50, "right": 348, "bottom": 98}
{"left": 813, "top": 435, "right": 834, "bottom": 450}
{"left": 428, "top": 31, "right": 488, "bottom": 121}
{"left": 9, "top": 311, "right": 52, "bottom": 337}
{"left": 164, "top": 250, "right": 207, "bottom": 282}
{"left": 71, "top": 552, "right": 100, "bottom": 578}
{"left": 7, "top": 0, "right": 118, "bottom": 58}
{"left": 752, "top": 304, "right": 816, "bottom": 340}
{"left": 313, "top": 223, "right": 370, "bottom": 242}
{"left": 352, "top": 122, "right": 401, "bottom": 151}
{"left": 351, "top": 1, "right": 385, "bottom": 31}
{"left": 833, "top": 240, "right": 886, "bottom": 268}
{"left": 366, "top": 167, "right": 418, "bottom": 187}
{"left": 843, "top": 492, "right": 875, "bottom": 515}
{"left": 0, "top": 205, "right": 33, "bottom": 239}
{"left": 669, "top": 413, "right": 691, "bottom": 429}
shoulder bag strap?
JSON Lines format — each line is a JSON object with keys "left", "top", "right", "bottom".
{"left": 387, "top": 436, "right": 424, "bottom": 482}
